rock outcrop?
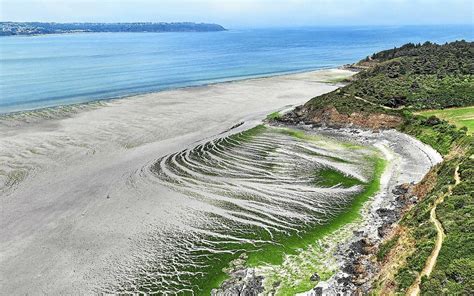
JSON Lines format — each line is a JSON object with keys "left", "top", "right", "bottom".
{"left": 281, "top": 106, "right": 403, "bottom": 130}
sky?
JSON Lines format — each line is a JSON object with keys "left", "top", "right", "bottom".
{"left": 0, "top": 0, "right": 473, "bottom": 27}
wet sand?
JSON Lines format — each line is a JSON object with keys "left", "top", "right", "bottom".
{"left": 0, "top": 69, "right": 352, "bottom": 294}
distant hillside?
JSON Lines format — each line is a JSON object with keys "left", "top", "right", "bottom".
{"left": 0, "top": 22, "right": 226, "bottom": 36}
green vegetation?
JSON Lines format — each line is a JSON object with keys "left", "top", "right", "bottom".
{"left": 276, "top": 127, "right": 318, "bottom": 140}
{"left": 400, "top": 112, "right": 468, "bottom": 155}
{"left": 304, "top": 41, "right": 473, "bottom": 115}
{"left": 376, "top": 235, "right": 399, "bottom": 262}
{"left": 255, "top": 157, "right": 386, "bottom": 295}
{"left": 357, "top": 41, "right": 473, "bottom": 108}
{"left": 314, "top": 168, "right": 364, "bottom": 188}
{"left": 229, "top": 124, "right": 266, "bottom": 142}
{"left": 267, "top": 111, "right": 282, "bottom": 120}
{"left": 419, "top": 156, "right": 474, "bottom": 295}
{"left": 418, "top": 106, "right": 474, "bottom": 134}
{"left": 293, "top": 41, "right": 474, "bottom": 295}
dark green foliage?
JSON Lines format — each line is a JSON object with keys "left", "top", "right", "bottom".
{"left": 377, "top": 235, "right": 399, "bottom": 262}
{"left": 348, "top": 74, "right": 474, "bottom": 109}
{"left": 395, "top": 219, "right": 436, "bottom": 292}
{"left": 419, "top": 157, "right": 474, "bottom": 295}
{"left": 353, "top": 41, "right": 474, "bottom": 109}
{"left": 304, "top": 41, "right": 474, "bottom": 113}
{"left": 368, "top": 41, "right": 473, "bottom": 75}
{"left": 300, "top": 40, "right": 474, "bottom": 294}
{"left": 400, "top": 113, "right": 467, "bottom": 155}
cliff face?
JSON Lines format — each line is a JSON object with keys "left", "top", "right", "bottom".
{"left": 282, "top": 105, "right": 403, "bottom": 130}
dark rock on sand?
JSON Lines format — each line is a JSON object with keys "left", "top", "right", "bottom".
{"left": 310, "top": 272, "right": 321, "bottom": 282}
{"left": 313, "top": 286, "right": 323, "bottom": 295}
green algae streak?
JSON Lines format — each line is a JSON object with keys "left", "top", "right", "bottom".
{"left": 264, "top": 156, "right": 386, "bottom": 295}
{"left": 204, "top": 126, "right": 387, "bottom": 295}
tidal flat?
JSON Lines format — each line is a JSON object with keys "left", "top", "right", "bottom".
{"left": 0, "top": 69, "right": 439, "bottom": 295}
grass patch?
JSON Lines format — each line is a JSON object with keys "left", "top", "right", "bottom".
{"left": 400, "top": 113, "right": 467, "bottom": 155}
{"left": 417, "top": 106, "right": 474, "bottom": 134}
{"left": 284, "top": 129, "right": 307, "bottom": 140}
{"left": 277, "top": 128, "right": 316, "bottom": 141}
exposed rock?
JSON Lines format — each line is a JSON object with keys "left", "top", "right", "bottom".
{"left": 376, "top": 208, "right": 398, "bottom": 221}
{"left": 310, "top": 272, "right": 321, "bottom": 282}
{"left": 280, "top": 103, "right": 404, "bottom": 131}
{"left": 313, "top": 286, "right": 323, "bottom": 296}
{"left": 212, "top": 269, "right": 264, "bottom": 296}
{"left": 288, "top": 106, "right": 404, "bottom": 130}
{"left": 211, "top": 254, "right": 264, "bottom": 296}
{"left": 392, "top": 184, "right": 410, "bottom": 195}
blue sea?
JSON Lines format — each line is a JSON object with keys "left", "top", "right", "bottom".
{"left": 0, "top": 25, "right": 472, "bottom": 113}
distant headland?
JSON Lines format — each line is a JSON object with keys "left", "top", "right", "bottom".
{"left": 0, "top": 22, "right": 226, "bottom": 36}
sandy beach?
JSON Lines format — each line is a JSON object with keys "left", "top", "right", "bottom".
{"left": 0, "top": 69, "right": 352, "bottom": 294}
{"left": 0, "top": 68, "right": 443, "bottom": 294}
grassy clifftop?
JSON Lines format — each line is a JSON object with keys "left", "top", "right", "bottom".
{"left": 283, "top": 40, "right": 473, "bottom": 295}
{"left": 297, "top": 40, "right": 473, "bottom": 117}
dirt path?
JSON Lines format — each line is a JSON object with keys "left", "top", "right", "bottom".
{"left": 407, "top": 166, "right": 461, "bottom": 296}
{"left": 352, "top": 95, "right": 405, "bottom": 110}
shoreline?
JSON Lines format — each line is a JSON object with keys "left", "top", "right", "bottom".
{"left": 0, "top": 63, "right": 447, "bottom": 294}
{"left": 0, "top": 68, "right": 352, "bottom": 294}
{"left": 212, "top": 125, "right": 441, "bottom": 295}
{"left": 0, "top": 67, "right": 349, "bottom": 116}
{"left": 308, "top": 127, "right": 442, "bottom": 295}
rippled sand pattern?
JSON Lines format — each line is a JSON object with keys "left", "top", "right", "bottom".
{"left": 103, "top": 126, "right": 377, "bottom": 294}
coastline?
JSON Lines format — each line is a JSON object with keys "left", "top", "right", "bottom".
{"left": 0, "top": 67, "right": 348, "bottom": 115}
{"left": 212, "top": 125, "right": 441, "bottom": 295}
{"left": 0, "top": 68, "right": 353, "bottom": 294}
{"left": 307, "top": 128, "right": 442, "bottom": 295}
{"left": 0, "top": 64, "right": 451, "bottom": 294}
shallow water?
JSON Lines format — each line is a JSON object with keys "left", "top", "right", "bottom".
{"left": 1, "top": 25, "right": 472, "bottom": 113}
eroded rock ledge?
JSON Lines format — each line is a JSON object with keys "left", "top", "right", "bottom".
{"left": 281, "top": 105, "right": 403, "bottom": 130}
